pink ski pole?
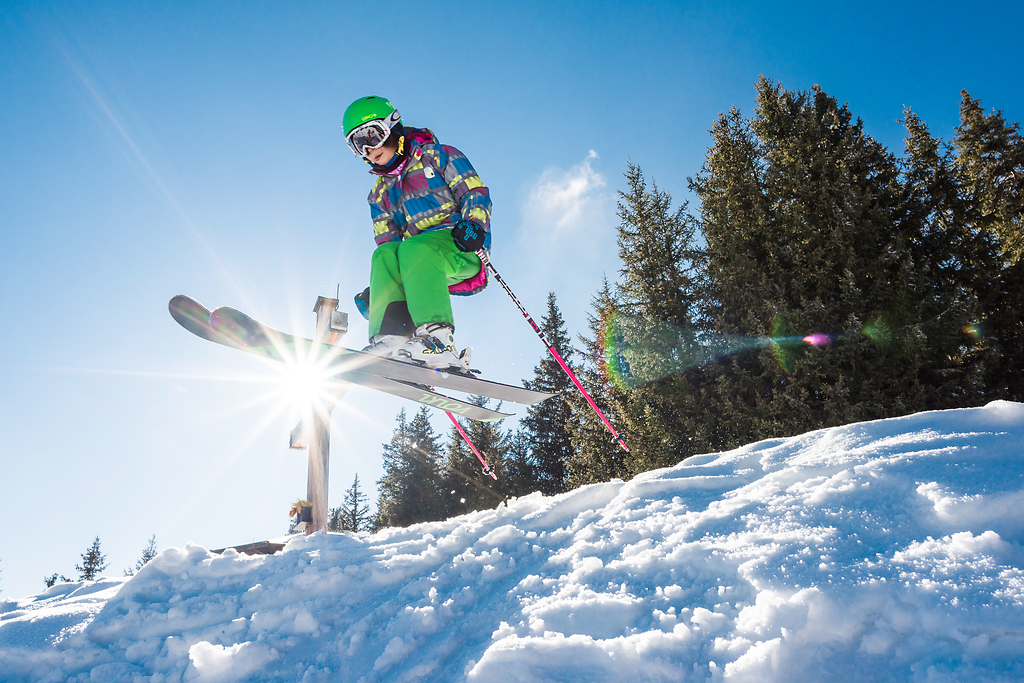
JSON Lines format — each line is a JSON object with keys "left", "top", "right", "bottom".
{"left": 446, "top": 411, "right": 497, "bottom": 480}
{"left": 477, "top": 251, "right": 629, "bottom": 452}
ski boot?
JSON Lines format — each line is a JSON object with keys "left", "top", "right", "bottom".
{"left": 360, "top": 334, "right": 409, "bottom": 359}
{"left": 395, "top": 323, "right": 470, "bottom": 370}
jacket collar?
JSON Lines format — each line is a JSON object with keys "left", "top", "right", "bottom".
{"left": 368, "top": 145, "right": 421, "bottom": 178}
{"left": 367, "top": 127, "right": 437, "bottom": 178}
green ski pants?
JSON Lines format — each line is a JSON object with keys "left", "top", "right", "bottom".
{"left": 368, "top": 229, "right": 481, "bottom": 338}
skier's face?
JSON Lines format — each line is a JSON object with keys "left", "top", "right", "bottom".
{"left": 365, "top": 143, "right": 397, "bottom": 166}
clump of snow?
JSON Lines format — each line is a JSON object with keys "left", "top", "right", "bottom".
{"left": 2, "top": 401, "right": 1023, "bottom": 681}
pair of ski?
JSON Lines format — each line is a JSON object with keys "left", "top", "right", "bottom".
{"left": 168, "top": 295, "right": 554, "bottom": 422}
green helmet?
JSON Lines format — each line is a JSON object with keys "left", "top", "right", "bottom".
{"left": 342, "top": 96, "right": 401, "bottom": 137}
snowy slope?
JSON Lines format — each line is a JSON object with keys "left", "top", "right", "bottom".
{"left": 2, "top": 402, "right": 1024, "bottom": 682}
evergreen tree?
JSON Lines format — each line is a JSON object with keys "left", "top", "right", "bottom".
{"left": 610, "top": 163, "right": 716, "bottom": 471}
{"left": 898, "top": 90, "right": 1024, "bottom": 403}
{"left": 375, "top": 408, "right": 444, "bottom": 529}
{"left": 75, "top": 536, "right": 108, "bottom": 581}
{"left": 617, "top": 162, "right": 705, "bottom": 326}
{"left": 901, "top": 104, "right": 994, "bottom": 404}
{"left": 331, "top": 474, "right": 372, "bottom": 532}
{"left": 946, "top": 92, "right": 1024, "bottom": 399}
{"left": 689, "top": 77, "right": 949, "bottom": 443}
{"left": 124, "top": 535, "right": 158, "bottom": 577}
{"left": 566, "top": 80, "right": 1021, "bottom": 486}
{"left": 44, "top": 573, "right": 73, "bottom": 588}
{"left": 442, "top": 397, "right": 511, "bottom": 516}
{"left": 953, "top": 92, "right": 1024, "bottom": 261}
{"left": 520, "top": 292, "right": 576, "bottom": 495}
{"left": 502, "top": 429, "right": 538, "bottom": 499}
{"left": 564, "top": 280, "right": 630, "bottom": 487}
{"left": 328, "top": 505, "right": 342, "bottom": 533}
{"left": 565, "top": 179, "right": 711, "bottom": 483}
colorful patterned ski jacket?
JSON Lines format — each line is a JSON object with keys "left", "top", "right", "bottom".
{"left": 367, "top": 128, "right": 491, "bottom": 295}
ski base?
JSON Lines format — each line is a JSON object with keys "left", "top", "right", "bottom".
{"left": 180, "top": 297, "right": 554, "bottom": 406}
{"left": 168, "top": 295, "right": 545, "bottom": 421}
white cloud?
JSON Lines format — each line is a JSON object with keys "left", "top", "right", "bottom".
{"left": 524, "top": 150, "right": 610, "bottom": 238}
{"left": 512, "top": 151, "right": 618, "bottom": 320}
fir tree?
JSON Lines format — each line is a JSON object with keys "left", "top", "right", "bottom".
{"left": 520, "top": 292, "right": 576, "bottom": 495}
{"left": 901, "top": 104, "right": 993, "bottom": 405}
{"left": 502, "top": 429, "right": 537, "bottom": 499}
{"left": 689, "top": 77, "right": 945, "bottom": 442}
{"left": 442, "top": 396, "right": 511, "bottom": 516}
{"left": 332, "top": 474, "right": 371, "bottom": 532}
{"left": 617, "top": 161, "right": 705, "bottom": 326}
{"left": 610, "top": 163, "right": 714, "bottom": 471}
{"left": 947, "top": 92, "right": 1024, "bottom": 399}
{"left": 75, "top": 536, "right": 108, "bottom": 581}
{"left": 898, "top": 91, "right": 1023, "bottom": 403}
{"left": 565, "top": 165, "right": 713, "bottom": 481}
{"left": 44, "top": 573, "right": 73, "bottom": 588}
{"left": 375, "top": 408, "right": 444, "bottom": 529}
{"left": 953, "top": 92, "right": 1024, "bottom": 261}
{"left": 124, "top": 535, "right": 158, "bottom": 577}
{"left": 564, "top": 280, "right": 630, "bottom": 487}
{"left": 566, "top": 80, "right": 1022, "bottom": 485}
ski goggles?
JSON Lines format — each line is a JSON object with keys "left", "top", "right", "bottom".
{"left": 346, "top": 110, "right": 402, "bottom": 157}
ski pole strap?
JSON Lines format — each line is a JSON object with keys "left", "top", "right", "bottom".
{"left": 446, "top": 411, "right": 497, "bottom": 480}
{"left": 477, "top": 251, "right": 629, "bottom": 452}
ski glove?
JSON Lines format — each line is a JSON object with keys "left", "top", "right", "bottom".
{"left": 354, "top": 287, "right": 370, "bottom": 321}
{"left": 451, "top": 220, "right": 488, "bottom": 253}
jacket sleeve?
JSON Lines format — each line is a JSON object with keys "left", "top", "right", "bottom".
{"left": 436, "top": 145, "right": 491, "bottom": 237}
{"left": 369, "top": 180, "right": 405, "bottom": 246}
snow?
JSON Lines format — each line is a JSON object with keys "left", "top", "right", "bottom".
{"left": 2, "top": 401, "right": 1024, "bottom": 682}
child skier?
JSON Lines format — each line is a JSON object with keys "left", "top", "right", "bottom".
{"left": 343, "top": 95, "right": 491, "bottom": 370}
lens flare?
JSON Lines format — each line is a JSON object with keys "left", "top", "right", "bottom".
{"left": 771, "top": 314, "right": 797, "bottom": 372}
{"left": 262, "top": 334, "right": 357, "bottom": 435}
{"left": 803, "top": 333, "right": 834, "bottom": 347}
{"left": 962, "top": 324, "right": 983, "bottom": 340}
{"left": 601, "top": 313, "right": 840, "bottom": 390}
{"left": 861, "top": 318, "right": 892, "bottom": 345}
{"left": 280, "top": 355, "right": 340, "bottom": 416}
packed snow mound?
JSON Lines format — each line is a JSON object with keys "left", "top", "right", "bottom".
{"left": 2, "top": 402, "right": 1024, "bottom": 682}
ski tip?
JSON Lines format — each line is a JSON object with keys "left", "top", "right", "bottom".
{"left": 169, "top": 294, "right": 206, "bottom": 312}
{"left": 169, "top": 295, "right": 231, "bottom": 344}
{"left": 169, "top": 295, "right": 211, "bottom": 325}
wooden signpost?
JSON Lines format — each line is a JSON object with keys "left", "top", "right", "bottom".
{"left": 289, "top": 295, "right": 348, "bottom": 535}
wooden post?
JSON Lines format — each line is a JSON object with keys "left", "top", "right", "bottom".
{"left": 304, "top": 296, "right": 348, "bottom": 535}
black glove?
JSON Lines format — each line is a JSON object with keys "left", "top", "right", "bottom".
{"left": 354, "top": 287, "right": 370, "bottom": 320}
{"left": 451, "top": 220, "right": 487, "bottom": 253}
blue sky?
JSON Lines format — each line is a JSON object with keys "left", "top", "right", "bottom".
{"left": 1, "top": 0, "right": 1022, "bottom": 599}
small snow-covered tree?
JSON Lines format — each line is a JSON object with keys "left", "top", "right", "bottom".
{"left": 75, "top": 536, "right": 108, "bottom": 581}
